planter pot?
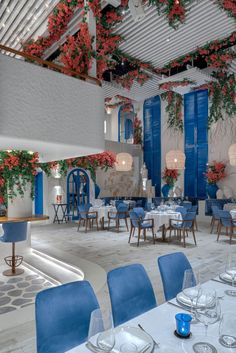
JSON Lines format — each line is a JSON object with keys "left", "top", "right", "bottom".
{"left": 162, "top": 184, "right": 172, "bottom": 198}
{"left": 207, "top": 183, "right": 218, "bottom": 199}
{"left": 7, "top": 182, "right": 32, "bottom": 218}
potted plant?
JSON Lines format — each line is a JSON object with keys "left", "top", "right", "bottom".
{"left": 162, "top": 168, "right": 179, "bottom": 197}
{"left": 205, "top": 161, "right": 226, "bottom": 199}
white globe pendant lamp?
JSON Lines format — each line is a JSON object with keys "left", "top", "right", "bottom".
{"left": 115, "top": 153, "right": 133, "bottom": 171}
{"left": 229, "top": 144, "right": 236, "bottom": 166}
{"left": 166, "top": 150, "right": 185, "bottom": 170}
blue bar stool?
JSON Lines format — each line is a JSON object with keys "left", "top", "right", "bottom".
{"left": 0, "top": 222, "right": 27, "bottom": 276}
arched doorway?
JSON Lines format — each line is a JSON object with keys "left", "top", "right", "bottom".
{"left": 67, "top": 168, "right": 90, "bottom": 220}
{"left": 118, "top": 104, "right": 135, "bottom": 143}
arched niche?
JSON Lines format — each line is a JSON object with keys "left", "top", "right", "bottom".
{"left": 118, "top": 104, "right": 135, "bottom": 143}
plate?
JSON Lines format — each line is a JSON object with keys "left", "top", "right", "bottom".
{"left": 181, "top": 334, "right": 235, "bottom": 353}
{"left": 176, "top": 292, "right": 214, "bottom": 309}
{"left": 100, "top": 326, "right": 154, "bottom": 353}
{"left": 219, "top": 273, "right": 234, "bottom": 284}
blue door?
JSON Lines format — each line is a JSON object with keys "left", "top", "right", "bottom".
{"left": 143, "top": 96, "right": 161, "bottom": 196}
{"left": 67, "top": 168, "right": 90, "bottom": 220}
{"left": 184, "top": 90, "right": 208, "bottom": 199}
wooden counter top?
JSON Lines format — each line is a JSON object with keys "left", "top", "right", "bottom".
{"left": 0, "top": 215, "right": 49, "bottom": 223}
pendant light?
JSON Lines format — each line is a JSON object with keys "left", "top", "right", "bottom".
{"left": 229, "top": 144, "right": 236, "bottom": 166}
{"left": 166, "top": 150, "right": 185, "bottom": 170}
{"left": 115, "top": 152, "right": 133, "bottom": 171}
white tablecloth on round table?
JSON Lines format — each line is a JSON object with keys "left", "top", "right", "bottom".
{"left": 145, "top": 211, "right": 182, "bottom": 233}
{"left": 230, "top": 209, "right": 236, "bottom": 219}
{"left": 90, "top": 206, "right": 116, "bottom": 222}
{"left": 224, "top": 203, "right": 236, "bottom": 211}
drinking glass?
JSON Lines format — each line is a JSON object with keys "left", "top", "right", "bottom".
{"left": 193, "top": 290, "right": 220, "bottom": 353}
{"left": 151, "top": 203, "right": 155, "bottom": 211}
{"left": 88, "top": 308, "right": 115, "bottom": 352}
{"left": 182, "top": 269, "right": 201, "bottom": 323}
{"left": 225, "top": 253, "right": 236, "bottom": 297}
{"left": 219, "top": 313, "right": 236, "bottom": 348}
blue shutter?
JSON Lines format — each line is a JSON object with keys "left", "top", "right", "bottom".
{"left": 184, "top": 90, "right": 208, "bottom": 199}
{"left": 35, "top": 172, "right": 43, "bottom": 215}
{"left": 143, "top": 96, "right": 161, "bottom": 196}
{"left": 124, "top": 118, "right": 133, "bottom": 140}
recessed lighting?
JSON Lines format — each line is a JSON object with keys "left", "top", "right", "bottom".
{"left": 33, "top": 15, "right": 37, "bottom": 21}
{"left": 166, "top": 37, "right": 170, "bottom": 42}
{"left": 2, "top": 23, "right": 5, "bottom": 28}
{"left": 27, "top": 27, "right": 31, "bottom": 31}
{"left": 6, "top": 6, "right": 10, "bottom": 13}
{"left": 45, "top": 3, "right": 49, "bottom": 8}
{"left": 121, "top": 9, "right": 125, "bottom": 15}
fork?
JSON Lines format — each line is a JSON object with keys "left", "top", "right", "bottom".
{"left": 138, "top": 324, "right": 160, "bottom": 348}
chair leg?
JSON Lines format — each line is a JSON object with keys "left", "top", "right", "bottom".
{"left": 195, "top": 219, "right": 198, "bottom": 231}
{"left": 128, "top": 227, "right": 132, "bottom": 243}
{"left": 183, "top": 229, "right": 186, "bottom": 248}
{"left": 169, "top": 228, "right": 172, "bottom": 243}
{"left": 137, "top": 228, "right": 141, "bottom": 246}
{"left": 117, "top": 219, "right": 119, "bottom": 233}
{"left": 152, "top": 227, "right": 155, "bottom": 244}
{"left": 96, "top": 217, "right": 99, "bottom": 231}
{"left": 3, "top": 243, "right": 24, "bottom": 276}
{"left": 144, "top": 229, "right": 146, "bottom": 241}
{"left": 77, "top": 219, "right": 81, "bottom": 232}
{"left": 108, "top": 219, "right": 111, "bottom": 230}
{"left": 192, "top": 228, "right": 197, "bottom": 246}
{"left": 217, "top": 223, "right": 221, "bottom": 241}
{"left": 125, "top": 218, "right": 129, "bottom": 231}
{"left": 85, "top": 219, "right": 88, "bottom": 233}
{"left": 210, "top": 217, "right": 215, "bottom": 234}
{"left": 230, "top": 226, "right": 233, "bottom": 244}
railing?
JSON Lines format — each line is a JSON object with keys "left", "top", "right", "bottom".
{"left": 0, "top": 44, "right": 101, "bottom": 87}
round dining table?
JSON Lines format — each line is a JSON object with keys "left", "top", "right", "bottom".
{"left": 90, "top": 205, "right": 116, "bottom": 229}
{"left": 145, "top": 210, "right": 182, "bottom": 241}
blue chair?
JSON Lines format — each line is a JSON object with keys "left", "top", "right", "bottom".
{"left": 169, "top": 212, "right": 197, "bottom": 247}
{"left": 182, "top": 202, "right": 192, "bottom": 211}
{"left": 158, "top": 252, "right": 193, "bottom": 301}
{"left": 211, "top": 205, "right": 220, "bottom": 234}
{"left": 133, "top": 207, "right": 145, "bottom": 220}
{"left": 0, "top": 222, "right": 27, "bottom": 276}
{"left": 129, "top": 211, "right": 155, "bottom": 246}
{"left": 115, "top": 200, "right": 124, "bottom": 208}
{"left": 107, "top": 264, "right": 157, "bottom": 326}
{"left": 35, "top": 281, "right": 99, "bottom": 353}
{"left": 217, "top": 210, "right": 236, "bottom": 244}
{"left": 175, "top": 206, "right": 187, "bottom": 217}
{"left": 78, "top": 204, "right": 98, "bottom": 232}
{"left": 108, "top": 203, "right": 129, "bottom": 232}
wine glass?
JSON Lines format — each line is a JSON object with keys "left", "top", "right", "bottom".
{"left": 193, "top": 290, "right": 220, "bottom": 353}
{"left": 88, "top": 309, "right": 115, "bottom": 352}
{"left": 219, "top": 313, "right": 236, "bottom": 348}
{"left": 182, "top": 269, "right": 201, "bottom": 323}
{"left": 225, "top": 254, "right": 236, "bottom": 297}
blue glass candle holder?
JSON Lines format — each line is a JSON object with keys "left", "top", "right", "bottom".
{"left": 175, "top": 313, "right": 192, "bottom": 338}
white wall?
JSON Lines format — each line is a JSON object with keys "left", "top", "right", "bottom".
{"left": 0, "top": 54, "right": 105, "bottom": 162}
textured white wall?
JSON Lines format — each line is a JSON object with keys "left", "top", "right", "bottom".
{"left": 0, "top": 54, "right": 104, "bottom": 162}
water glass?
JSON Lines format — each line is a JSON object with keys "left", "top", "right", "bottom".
{"left": 182, "top": 269, "right": 201, "bottom": 323}
{"left": 225, "top": 253, "right": 236, "bottom": 297}
{"left": 219, "top": 313, "right": 236, "bottom": 348}
{"left": 88, "top": 309, "right": 115, "bottom": 352}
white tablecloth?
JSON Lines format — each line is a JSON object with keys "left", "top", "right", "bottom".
{"left": 145, "top": 211, "right": 182, "bottom": 233}
{"left": 90, "top": 206, "right": 116, "bottom": 222}
{"left": 224, "top": 203, "right": 236, "bottom": 211}
{"left": 67, "top": 279, "right": 236, "bottom": 353}
{"left": 230, "top": 209, "right": 236, "bottom": 219}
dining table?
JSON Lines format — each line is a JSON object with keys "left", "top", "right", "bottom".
{"left": 90, "top": 205, "right": 116, "bottom": 229}
{"left": 145, "top": 210, "right": 182, "bottom": 241}
{"left": 224, "top": 203, "right": 236, "bottom": 212}
{"left": 230, "top": 209, "right": 236, "bottom": 220}
{"left": 66, "top": 278, "right": 236, "bottom": 353}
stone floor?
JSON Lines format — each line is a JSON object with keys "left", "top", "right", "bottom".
{"left": 0, "top": 219, "right": 235, "bottom": 353}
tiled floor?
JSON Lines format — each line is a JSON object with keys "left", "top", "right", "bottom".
{"left": 0, "top": 219, "right": 235, "bottom": 353}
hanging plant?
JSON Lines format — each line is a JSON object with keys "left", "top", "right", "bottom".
{"left": 159, "top": 78, "right": 195, "bottom": 90}
{"left": 162, "top": 167, "right": 180, "bottom": 187}
{"left": 133, "top": 115, "right": 143, "bottom": 145}
{"left": 205, "top": 49, "right": 235, "bottom": 69}
{"left": 115, "top": 69, "right": 151, "bottom": 90}
{"left": 0, "top": 151, "right": 39, "bottom": 205}
{"left": 214, "top": 0, "right": 236, "bottom": 20}
{"left": 161, "top": 91, "right": 183, "bottom": 132}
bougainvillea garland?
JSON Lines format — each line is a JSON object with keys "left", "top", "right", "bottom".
{"left": 159, "top": 78, "right": 195, "bottom": 90}
{"left": 214, "top": 0, "right": 236, "bottom": 19}
{"left": 133, "top": 115, "right": 143, "bottom": 145}
{"left": 161, "top": 91, "right": 183, "bottom": 131}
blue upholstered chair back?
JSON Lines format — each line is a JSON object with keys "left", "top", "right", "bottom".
{"left": 78, "top": 204, "right": 91, "bottom": 219}
{"left": 133, "top": 207, "right": 145, "bottom": 220}
{"left": 115, "top": 200, "right": 124, "bottom": 208}
{"left": 1, "top": 222, "right": 27, "bottom": 243}
{"left": 116, "top": 203, "right": 128, "bottom": 219}
{"left": 182, "top": 212, "right": 195, "bottom": 229}
{"left": 190, "top": 205, "right": 198, "bottom": 213}
{"left": 129, "top": 211, "right": 140, "bottom": 228}
{"left": 175, "top": 206, "right": 187, "bottom": 217}
{"left": 107, "top": 264, "right": 157, "bottom": 327}
{"left": 212, "top": 206, "right": 220, "bottom": 220}
{"left": 158, "top": 252, "right": 192, "bottom": 301}
{"left": 35, "top": 281, "right": 99, "bottom": 353}
{"left": 218, "top": 210, "right": 232, "bottom": 227}
{"left": 182, "top": 202, "right": 192, "bottom": 210}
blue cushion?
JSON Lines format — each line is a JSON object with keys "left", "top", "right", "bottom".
{"left": 107, "top": 264, "right": 157, "bottom": 327}
{"left": 158, "top": 252, "right": 193, "bottom": 301}
{"left": 141, "top": 222, "right": 152, "bottom": 229}
{"left": 35, "top": 281, "right": 99, "bottom": 353}
{"left": 0, "top": 222, "right": 27, "bottom": 243}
